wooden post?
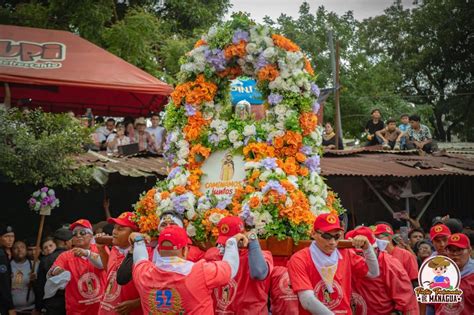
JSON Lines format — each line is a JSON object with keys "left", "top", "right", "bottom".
{"left": 28, "top": 214, "right": 45, "bottom": 300}
{"left": 334, "top": 41, "right": 342, "bottom": 149}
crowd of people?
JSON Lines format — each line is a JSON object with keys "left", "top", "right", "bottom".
{"left": 1, "top": 211, "right": 473, "bottom": 315}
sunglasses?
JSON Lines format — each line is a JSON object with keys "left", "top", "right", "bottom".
{"left": 316, "top": 231, "right": 343, "bottom": 241}
{"left": 72, "top": 229, "right": 90, "bottom": 237}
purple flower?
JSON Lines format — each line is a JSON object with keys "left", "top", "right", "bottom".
{"left": 310, "top": 83, "right": 320, "bottom": 97}
{"left": 204, "top": 48, "right": 226, "bottom": 71}
{"left": 262, "top": 180, "right": 287, "bottom": 195}
{"left": 185, "top": 104, "right": 197, "bottom": 117}
{"left": 216, "top": 198, "right": 231, "bottom": 210}
{"left": 255, "top": 53, "right": 268, "bottom": 70}
{"left": 172, "top": 195, "right": 188, "bottom": 214}
{"left": 305, "top": 155, "right": 321, "bottom": 172}
{"left": 28, "top": 198, "right": 36, "bottom": 206}
{"left": 300, "top": 146, "right": 312, "bottom": 155}
{"left": 40, "top": 187, "right": 48, "bottom": 193}
{"left": 165, "top": 153, "right": 175, "bottom": 164}
{"left": 232, "top": 29, "right": 249, "bottom": 44}
{"left": 240, "top": 204, "right": 254, "bottom": 226}
{"left": 208, "top": 134, "right": 219, "bottom": 145}
{"left": 167, "top": 166, "right": 182, "bottom": 180}
{"left": 261, "top": 157, "right": 277, "bottom": 170}
{"left": 312, "top": 101, "right": 320, "bottom": 114}
{"left": 268, "top": 93, "right": 283, "bottom": 106}
{"left": 41, "top": 199, "right": 49, "bottom": 207}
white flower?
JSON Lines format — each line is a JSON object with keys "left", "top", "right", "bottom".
{"left": 262, "top": 47, "right": 276, "bottom": 60}
{"left": 209, "top": 213, "right": 225, "bottom": 225}
{"left": 259, "top": 170, "right": 271, "bottom": 181}
{"left": 154, "top": 191, "right": 162, "bottom": 203}
{"left": 310, "top": 130, "right": 322, "bottom": 146}
{"left": 177, "top": 159, "right": 186, "bottom": 165}
{"left": 274, "top": 104, "right": 287, "bottom": 117}
{"left": 186, "top": 223, "right": 197, "bottom": 237}
{"left": 186, "top": 208, "right": 196, "bottom": 220}
{"left": 207, "top": 26, "right": 218, "bottom": 39}
{"left": 243, "top": 124, "right": 256, "bottom": 137}
{"left": 285, "top": 198, "right": 293, "bottom": 207}
{"left": 254, "top": 211, "right": 273, "bottom": 234}
{"left": 158, "top": 198, "right": 172, "bottom": 211}
{"left": 245, "top": 161, "right": 261, "bottom": 169}
{"left": 210, "top": 119, "right": 228, "bottom": 135}
{"left": 233, "top": 141, "right": 243, "bottom": 149}
{"left": 275, "top": 168, "right": 285, "bottom": 176}
{"left": 228, "top": 130, "right": 240, "bottom": 143}
{"left": 275, "top": 121, "right": 285, "bottom": 130}
{"left": 182, "top": 193, "right": 196, "bottom": 211}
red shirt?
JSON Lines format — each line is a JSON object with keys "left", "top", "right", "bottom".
{"left": 270, "top": 266, "right": 299, "bottom": 315}
{"left": 351, "top": 250, "right": 419, "bottom": 315}
{"left": 188, "top": 245, "right": 205, "bottom": 262}
{"left": 389, "top": 246, "right": 418, "bottom": 281}
{"left": 287, "top": 247, "right": 368, "bottom": 315}
{"left": 435, "top": 272, "right": 474, "bottom": 315}
{"left": 98, "top": 247, "right": 141, "bottom": 315}
{"left": 133, "top": 258, "right": 231, "bottom": 314}
{"left": 52, "top": 246, "right": 106, "bottom": 315}
{"left": 205, "top": 247, "right": 274, "bottom": 315}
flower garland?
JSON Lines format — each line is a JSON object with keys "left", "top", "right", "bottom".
{"left": 134, "top": 15, "right": 345, "bottom": 242}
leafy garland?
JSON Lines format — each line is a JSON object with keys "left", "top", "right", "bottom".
{"left": 134, "top": 14, "right": 345, "bottom": 242}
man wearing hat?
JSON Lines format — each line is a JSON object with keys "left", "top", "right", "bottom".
{"left": 0, "top": 224, "right": 15, "bottom": 315}
{"left": 429, "top": 223, "right": 451, "bottom": 256}
{"left": 36, "top": 227, "right": 73, "bottom": 314}
{"left": 204, "top": 216, "right": 274, "bottom": 315}
{"left": 374, "top": 223, "right": 418, "bottom": 283}
{"left": 436, "top": 233, "right": 474, "bottom": 315}
{"left": 349, "top": 226, "right": 419, "bottom": 315}
{"left": 288, "top": 213, "right": 380, "bottom": 314}
{"left": 131, "top": 225, "right": 241, "bottom": 314}
{"left": 98, "top": 212, "right": 141, "bottom": 315}
{"left": 48, "top": 219, "right": 106, "bottom": 314}
{"left": 134, "top": 117, "right": 156, "bottom": 152}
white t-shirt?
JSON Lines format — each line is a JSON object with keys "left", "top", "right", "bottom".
{"left": 146, "top": 126, "right": 165, "bottom": 152}
{"left": 106, "top": 133, "right": 131, "bottom": 153}
{"left": 95, "top": 126, "right": 113, "bottom": 143}
{"left": 11, "top": 260, "right": 37, "bottom": 311}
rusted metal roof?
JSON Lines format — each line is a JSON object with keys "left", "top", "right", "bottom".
{"left": 76, "top": 150, "right": 474, "bottom": 179}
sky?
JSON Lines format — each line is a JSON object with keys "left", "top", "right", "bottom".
{"left": 228, "top": 0, "right": 416, "bottom": 22}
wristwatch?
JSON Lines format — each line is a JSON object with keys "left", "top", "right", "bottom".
{"left": 248, "top": 233, "right": 257, "bottom": 241}
{"left": 133, "top": 235, "right": 145, "bottom": 243}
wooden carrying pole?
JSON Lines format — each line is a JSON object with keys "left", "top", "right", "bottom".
{"left": 27, "top": 214, "right": 45, "bottom": 300}
{"left": 334, "top": 41, "right": 341, "bottom": 149}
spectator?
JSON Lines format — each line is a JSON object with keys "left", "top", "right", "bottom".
{"left": 41, "top": 236, "right": 56, "bottom": 256}
{"left": 429, "top": 224, "right": 451, "bottom": 256}
{"left": 414, "top": 240, "right": 433, "bottom": 267}
{"left": 95, "top": 118, "right": 116, "bottom": 147}
{"left": 375, "top": 118, "right": 403, "bottom": 150}
{"left": 146, "top": 113, "right": 166, "bottom": 154}
{"left": 11, "top": 240, "right": 38, "bottom": 314}
{"left": 445, "top": 217, "right": 464, "bottom": 234}
{"left": 406, "top": 114, "right": 437, "bottom": 153}
{"left": 322, "top": 122, "right": 343, "bottom": 150}
{"left": 398, "top": 114, "right": 410, "bottom": 149}
{"left": 0, "top": 224, "right": 15, "bottom": 315}
{"left": 125, "top": 121, "right": 136, "bottom": 142}
{"left": 106, "top": 123, "right": 130, "bottom": 155}
{"left": 408, "top": 227, "right": 425, "bottom": 249}
{"left": 134, "top": 117, "right": 156, "bottom": 152}
{"left": 25, "top": 237, "right": 40, "bottom": 262}
{"left": 365, "top": 109, "right": 384, "bottom": 146}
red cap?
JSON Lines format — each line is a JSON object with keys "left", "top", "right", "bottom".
{"left": 373, "top": 224, "right": 394, "bottom": 236}
{"left": 430, "top": 224, "right": 451, "bottom": 240}
{"left": 217, "top": 216, "right": 244, "bottom": 245}
{"left": 345, "top": 230, "right": 355, "bottom": 240}
{"left": 70, "top": 219, "right": 92, "bottom": 231}
{"left": 352, "top": 226, "right": 376, "bottom": 245}
{"left": 108, "top": 212, "right": 139, "bottom": 231}
{"left": 158, "top": 226, "right": 188, "bottom": 250}
{"left": 313, "top": 213, "right": 343, "bottom": 233}
{"left": 447, "top": 233, "right": 470, "bottom": 249}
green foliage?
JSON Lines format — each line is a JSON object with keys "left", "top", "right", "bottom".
{"left": 0, "top": 108, "right": 93, "bottom": 188}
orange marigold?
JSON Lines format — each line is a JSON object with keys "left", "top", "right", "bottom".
{"left": 188, "top": 144, "right": 211, "bottom": 169}
{"left": 194, "top": 39, "right": 207, "bottom": 48}
{"left": 271, "top": 34, "right": 300, "bottom": 52}
{"left": 217, "top": 66, "right": 242, "bottom": 79}
{"left": 249, "top": 196, "right": 260, "bottom": 208}
{"left": 304, "top": 57, "right": 315, "bottom": 76}
{"left": 243, "top": 143, "right": 276, "bottom": 161}
{"left": 299, "top": 112, "right": 318, "bottom": 136}
{"left": 279, "top": 190, "right": 314, "bottom": 225}
{"left": 257, "top": 65, "right": 279, "bottom": 82}
{"left": 224, "top": 40, "right": 246, "bottom": 59}
{"left": 183, "top": 112, "right": 209, "bottom": 141}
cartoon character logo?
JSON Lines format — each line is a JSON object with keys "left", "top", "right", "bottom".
{"left": 77, "top": 272, "right": 101, "bottom": 299}
{"left": 278, "top": 271, "right": 297, "bottom": 298}
{"left": 220, "top": 152, "right": 234, "bottom": 181}
{"left": 220, "top": 224, "right": 230, "bottom": 234}
{"left": 433, "top": 225, "right": 443, "bottom": 233}
{"left": 313, "top": 280, "right": 343, "bottom": 310}
{"left": 427, "top": 257, "right": 451, "bottom": 289}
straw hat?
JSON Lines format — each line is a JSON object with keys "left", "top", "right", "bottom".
{"left": 134, "top": 117, "right": 146, "bottom": 126}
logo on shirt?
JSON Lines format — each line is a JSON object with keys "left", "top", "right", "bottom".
{"left": 414, "top": 255, "right": 463, "bottom": 304}
{"left": 102, "top": 270, "right": 121, "bottom": 302}
{"left": 314, "top": 280, "right": 343, "bottom": 310}
{"left": 350, "top": 292, "right": 367, "bottom": 315}
{"left": 214, "top": 279, "right": 237, "bottom": 310}
{"left": 278, "top": 271, "right": 297, "bottom": 300}
{"left": 148, "top": 288, "right": 183, "bottom": 314}
{"left": 77, "top": 272, "right": 102, "bottom": 299}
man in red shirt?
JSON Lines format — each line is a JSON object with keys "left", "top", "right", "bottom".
{"left": 204, "top": 216, "right": 274, "bottom": 315}
{"left": 374, "top": 223, "right": 419, "bottom": 283}
{"left": 435, "top": 233, "right": 474, "bottom": 315}
{"left": 48, "top": 219, "right": 106, "bottom": 314}
{"left": 288, "top": 213, "right": 380, "bottom": 315}
{"left": 130, "top": 225, "right": 242, "bottom": 314}
{"left": 269, "top": 266, "right": 299, "bottom": 315}
{"left": 350, "top": 226, "right": 419, "bottom": 315}
{"left": 98, "top": 212, "right": 141, "bottom": 315}
{"left": 430, "top": 224, "right": 451, "bottom": 256}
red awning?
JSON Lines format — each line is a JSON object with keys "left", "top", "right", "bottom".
{"left": 0, "top": 25, "right": 173, "bottom": 116}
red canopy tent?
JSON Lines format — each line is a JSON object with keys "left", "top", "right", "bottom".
{"left": 0, "top": 25, "right": 173, "bottom": 117}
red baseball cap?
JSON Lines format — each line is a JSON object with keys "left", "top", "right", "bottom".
{"left": 447, "top": 233, "right": 470, "bottom": 249}
{"left": 313, "top": 213, "right": 343, "bottom": 233}
{"left": 70, "top": 219, "right": 92, "bottom": 231}
{"left": 352, "top": 226, "right": 376, "bottom": 245}
{"left": 108, "top": 212, "right": 139, "bottom": 231}
{"left": 345, "top": 230, "right": 355, "bottom": 240}
{"left": 373, "top": 224, "right": 394, "bottom": 236}
{"left": 430, "top": 224, "right": 451, "bottom": 240}
{"left": 217, "top": 216, "right": 244, "bottom": 245}
{"left": 158, "top": 226, "right": 188, "bottom": 250}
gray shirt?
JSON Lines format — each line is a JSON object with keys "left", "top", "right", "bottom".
{"left": 11, "top": 260, "right": 37, "bottom": 311}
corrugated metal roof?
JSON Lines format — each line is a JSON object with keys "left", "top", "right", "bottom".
{"left": 76, "top": 150, "right": 474, "bottom": 178}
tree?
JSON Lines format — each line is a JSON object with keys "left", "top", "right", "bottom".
{"left": 0, "top": 108, "right": 93, "bottom": 188}
{"left": 361, "top": 0, "right": 474, "bottom": 141}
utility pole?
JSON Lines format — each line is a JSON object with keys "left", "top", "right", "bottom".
{"left": 328, "top": 30, "right": 343, "bottom": 149}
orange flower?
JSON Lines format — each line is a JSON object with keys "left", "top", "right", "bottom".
{"left": 282, "top": 160, "right": 298, "bottom": 175}
{"left": 188, "top": 144, "right": 211, "bottom": 169}
{"left": 284, "top": 131, "right": 303, "bottom": 148}
{"left": 217, "top": 66, "right": 242, "bottom": 79}
{"left": 280, "top": 179, "right": 295, "bottom": 192}
{"left": 299, "top": 112, "right": 318, "bottom": 136}
{"left": 298, "top": 167, "right": 309, "bottom": 177}
{"left": 224, "top": 40, "right": 246, "bottom": 59}
{"left": 243, "top": 143, "right": 276, "bottom": 161}
{"left": 249, "top": 196, "right": 260, "bottom": 208}
{"left": 173, "top": 186, "right": 186, "bottom": 195}
{"left": 271, "top": 34, "right": 300, "bottom": 52}
{"left": 257, "top": 65, "right": 279, "bottom": 82}
{"left": 187, "top": 169, "right": 203, "bottom": 195}
{"left": 279, "top": 190, "right": 314, "bottom": 225}
{"left": 171, "top": 81, "right": 191, "bottom": 106}
{"left": 295, "top": 152, "right": 306, "bottom": 163}
{"left": 304, "top": 57, "right": 315, "bottom": 76}
{"left": 171, "top": 75, "right": 217, "bottom": 107}
{"left": 273, "top": 136, "right": 284, "bottom": 149}
{"left": 245, "top": 185, "right": 255, "bottom": 193}
{"left": 160, "top": 191, "right": 170, "bottom": 199}
{"left": 183, "top": 112, "right": 209, "bottom": 141}
{"left": 194, "top": 39, "right": 207, "bottom": 48}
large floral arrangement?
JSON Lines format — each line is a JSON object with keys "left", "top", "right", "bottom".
{"left": 134, "top": 15, "right": 345, "bottom": 242}
{"left": 28, "top": 186, "right": 60, "bottom": 214}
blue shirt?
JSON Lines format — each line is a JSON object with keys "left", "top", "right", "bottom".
{"left": 398, "top": 123, "right": 409, "bottom": 132}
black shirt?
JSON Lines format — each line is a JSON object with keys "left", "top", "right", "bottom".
{"left": 0, "top": 247, "right": 14, "bottom": 313}
{"left": 365, "top": 120, "right": 385, "bottom": 135}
